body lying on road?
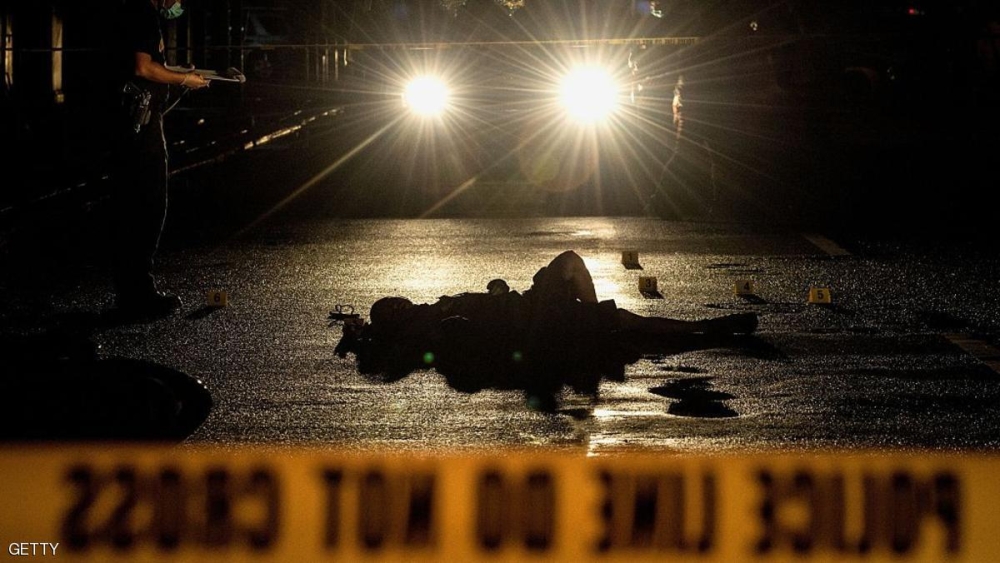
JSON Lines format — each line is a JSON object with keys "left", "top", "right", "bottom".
{"left": 334, "top": 251, "right": 759, "bottom": 410}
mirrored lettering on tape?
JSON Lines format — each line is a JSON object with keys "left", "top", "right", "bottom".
{"left": 0, "top": 450, "right": 991, "bottom": 561}
{"left": 61, "top": 465, "right": 280, "bottom": 551}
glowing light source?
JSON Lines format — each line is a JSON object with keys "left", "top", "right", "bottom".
{"left": 559, "top": 67, "right": 620, "bottom": 123}
{"left": 403, "top": 76, "right": 450, "bottom": 116}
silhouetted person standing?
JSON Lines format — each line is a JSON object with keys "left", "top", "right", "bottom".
{"left": 112, "top": 0, "right": 208, "bottom": 318}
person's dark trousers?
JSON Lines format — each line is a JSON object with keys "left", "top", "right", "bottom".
{"left": 111, "top": 112, "right": 169, "bottom": 302}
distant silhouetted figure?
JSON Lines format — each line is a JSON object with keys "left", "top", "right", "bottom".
{"left": 110, "top": 0, "right": 209, "bottom": 319}
{"left": 336, "top": 251, "right": 757, "bottom": 409}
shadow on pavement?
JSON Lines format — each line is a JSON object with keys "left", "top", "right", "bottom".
{"left": 344, "top": 332, "right": 776, "bottom": 413}
{"left": 650, "top": 377, "right": 739, "bottom": 418}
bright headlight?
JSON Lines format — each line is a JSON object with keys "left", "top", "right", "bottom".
{"left": 559, "top": 67, "right": 619, "bottom": 123}
{"left": 403, "top": 76, "right": 450, "bottom": 116}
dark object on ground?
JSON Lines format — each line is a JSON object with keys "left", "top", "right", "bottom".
{"left": 651, "top": 377, "right": 739, "bottom": 418}
{"left": 113, "top": 291, "right": 183, "bottom": 322}
{"left": 1, "top": 333, "right": 212, "bottom": 441}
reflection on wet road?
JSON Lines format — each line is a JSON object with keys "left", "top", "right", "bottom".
{"left": 6, "top": 218, "right": 999, "bottom": 453}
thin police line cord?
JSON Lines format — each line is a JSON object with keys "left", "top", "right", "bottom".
{"left": 1, "top": 36, "right": 705, "bottom": 55}
{"left": 7, "top": 33, "right": 908, "bottom": 55}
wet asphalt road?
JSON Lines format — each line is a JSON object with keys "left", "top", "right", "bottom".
{"left": 4, "top": 217, "right": 1000, "bottom": 453}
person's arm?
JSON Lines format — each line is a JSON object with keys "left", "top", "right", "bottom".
{"left": 134, "top": 52, "right": 209, "bottom": 89}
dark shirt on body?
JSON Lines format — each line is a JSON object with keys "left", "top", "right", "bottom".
{"left": 383, "top": 290, "right": 618, "bottom": 346}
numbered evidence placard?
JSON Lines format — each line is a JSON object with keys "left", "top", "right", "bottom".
{"left": 621, "top": 251, "right": 641, "bottom": 269}
{"left": 809, "top": 287, "right": 832, "bottom": 304}
{"left": 734, "top": 280, "right": 756, "bottom": 296}
{"left": 1, "top": 447, "right": 997, "bottom": 562}
{"left": 638, "top": 276, "right": 658, "bottom": 293}
{"left": 206, "top": 290, "right": 229, "bottom": 308}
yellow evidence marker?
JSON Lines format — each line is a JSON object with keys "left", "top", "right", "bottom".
{"left": 808, "top": 287, "right": 832, "bottom": 304}
{"left": 621, "top": 250, "right": 640, "bottom": 268}
{"left": 206, "top": 290, "right": 229, "bottom": 308}
{"left": 638, "top": 276, "right": 658, "bottom": 293}
{"left": 734, "top": 280, "right": 756, "bottom": 296}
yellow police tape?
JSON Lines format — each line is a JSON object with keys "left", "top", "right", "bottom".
{"left": 345, "top": 36, "right": 701, "bottom": 51}
{"left": 1, "top": 448, "right": 998, "bottom": 562}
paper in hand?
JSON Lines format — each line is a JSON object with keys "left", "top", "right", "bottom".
{"left": 166, "top": 65, "right": 247, "bottom": 84}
